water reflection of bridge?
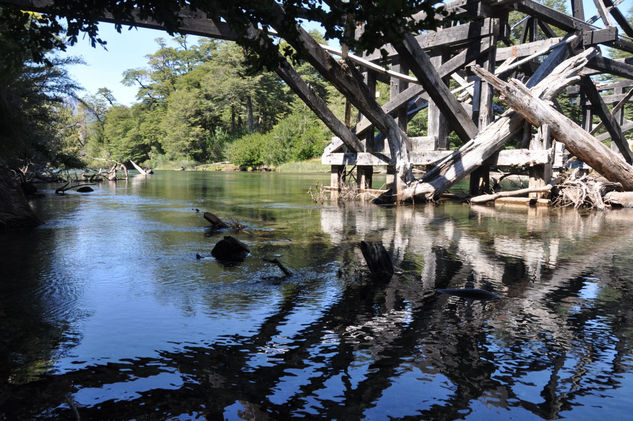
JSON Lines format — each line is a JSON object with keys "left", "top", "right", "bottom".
{"left": 4, "top": 206, "right": 633, "bottom": 418}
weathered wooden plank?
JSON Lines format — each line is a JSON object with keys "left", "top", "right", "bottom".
{"left": 571, "top": 0, "right": 585, "bottom": 20}
{"left": 591, "top": 89, "right": 633, "bottom": 134}
{"left": 597, "top": 119, "right": 633, "bottom": 141}
{"left": 474, "top": 66, "right": 633, "bottom": 190}
{"left": 355, "top": 36, "right": 494, "bottom": 137}
{"left": 1, "top": 0, "right": 238, "bottom": 40}
{"left": 587, "top": 56, "right": 633, "bottom": 80}
{"left": 593, "top": 92, "right": 633, "bottom": 104}
{"left": 496, "top": 38, "right": 562, "bottom": 61}
{"left": 322, "top": 149, "right": 552, "bottom": 167}
{"left": 527, "top": 34, "right": 579, "bottom": 88}
{"left": 518, "top": 0, "right": 633, "bottom": 53}
{"left": 567, "top": 79, "right": 633, "bottom": 94}
{"left": 364, "top": 18, "right": 499, "bottom": 62}
{"left": 603, "top": 0, "right": 633, "bottom": 38}
{"left": 582, "top": 27, "right": 617, "bottom": 47}
{"left": 592, "top": 0, "right": 614, "bottom": 27}
{"left": 394, "top": 33, "right": 479, "bottom": 143}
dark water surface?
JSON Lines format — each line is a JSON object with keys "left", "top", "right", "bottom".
{"left": 2, "top": 171, "right": 633, "bottom": 419}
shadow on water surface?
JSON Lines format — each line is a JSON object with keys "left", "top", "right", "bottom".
{"left": 2, "top": 172, "right": 633, "bottom": 419}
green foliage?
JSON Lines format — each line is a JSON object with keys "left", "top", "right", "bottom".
{"left": 0, "top": 7, "right": 84, "bottom": 167}
{"left": 229, "top": 101, "right": 329, "bottom": 168}
{"left": 228, "top": 132, "right": 266, "bottom": 168}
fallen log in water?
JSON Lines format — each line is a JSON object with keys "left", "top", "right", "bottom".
{"left": 472, "top": 64, "right": 633, "bottom": 190}
{"left": 604, "top": 191, "right": 633, "bottom": 207}
{"left": 470, "top": 185, "right": 552, "bottom": 204}
{"left": 359, "top": 241, "right": 394, "bottom": 279}
{"left": 263, "top": 257, "right": 292, "bottom": 277}
{"left": 130, "top": 160, "right": 149, "bottom": 176}
{"left": 203, "top": 211, "right": 229, "bottom": 229}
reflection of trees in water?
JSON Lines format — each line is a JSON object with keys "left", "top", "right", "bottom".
{"left": 4, "top": 205, "right": 633, "bottom": 418}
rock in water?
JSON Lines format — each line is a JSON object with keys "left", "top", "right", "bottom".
{"left": 212, "top": 236, "right": 250, "bottom": 263}
{"left": 76, "top": 186, "right": 94, "bottom": 193}
{"left": 437, "top": 288, "right": 500, "bottom": 300}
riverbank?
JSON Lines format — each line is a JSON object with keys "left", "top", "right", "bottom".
{"left": 153, "top": 158, "right": 329, "bottom": 173}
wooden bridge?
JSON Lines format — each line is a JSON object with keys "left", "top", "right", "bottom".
{"left": 6, "top": 0, "right": 633, "bottom": 202}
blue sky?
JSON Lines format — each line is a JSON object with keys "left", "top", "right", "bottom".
{"left": 62, "top": 23, "right": 198, "bottom": 106}
{"left": 61, "top": 0, "right": 631, "bottom": 107}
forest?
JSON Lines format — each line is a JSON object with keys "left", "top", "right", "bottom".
{"left": 0, "top": 0, "right": 632, "bottom": 174}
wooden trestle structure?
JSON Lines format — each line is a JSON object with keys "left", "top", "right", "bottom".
{"left": 320, "top": 0, "right": 633, "bottom": 200}
{"left": 5, "top": 0, "right": 633, "bottom": 203}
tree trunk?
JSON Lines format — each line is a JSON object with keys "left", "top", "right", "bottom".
{"left": 246, "top": 95, "right": 254, "bottom": 133}
{"left": 473, "top": 65, "right": 633, "bottom": 190}
{"left": 0, "top": 159, "right": 40, "bottom": 230}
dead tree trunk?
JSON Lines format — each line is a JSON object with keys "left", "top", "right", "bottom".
{"left": 390, "top": 47, "right": 594, "bottom": 203}
{"left": 474, "top": 65, "right": 633, "bottom": 190}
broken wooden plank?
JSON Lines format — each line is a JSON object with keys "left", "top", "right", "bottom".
{"left": 580, "top": 76, "right": 633, "bottom": 164}
{"left": 474, "top": 66, "right": 633, "bottom": 190}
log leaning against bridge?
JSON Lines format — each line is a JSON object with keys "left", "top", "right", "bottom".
{"left": 472, "top": 66, "right": 633, "bottom": 191}
{"left": 380, "top": 46, "right": 595, "bottom": 203}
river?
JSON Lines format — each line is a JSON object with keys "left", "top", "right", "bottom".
{"left": 2, "top": 171, "right": 633, "bottom": 419}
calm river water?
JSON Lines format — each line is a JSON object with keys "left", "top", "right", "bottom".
{"left": 2, "top": 171, "right": 633, "bottom": 419}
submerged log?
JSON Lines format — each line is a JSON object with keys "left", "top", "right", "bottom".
{"left": 211, "top": 236, "right": 250, "bottom": 263}
{"left": 203, "top": 211, "right": 229, "bottom": 229}
{"left": 473, "top": 65, "right": 633, "bottom": 190}
{"left": 359, "top": 241, "right": 394, "bottom": 279}
{"left": 379, "top": 44, "right": 593, "bottom": 203}
{"left": 437, "top": 288, "right": 500, "bottom": 300}
{"left": 263, "top": 257, "right": 292, "bottom": 277}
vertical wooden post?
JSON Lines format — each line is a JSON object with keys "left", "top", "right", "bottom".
{"left": 331, "top": 165, "right": 345, "bottom": 192}
{"left": 357, "top": 166, "right": 373, "bottom": 190}
{"left": 529, "top": 124, "right": 553, "bottom": 199}
{"left": 470, "top": 25, "right": 497, "bottom": 196}
{"left": 612, "top": 86, "right": 623, "bottom": 152}
{"left": 581, "top": 91, "right": 593, "bottom": 132}
{"left": 571, "top": 0, "right": 585, "bottom": 20}
{"left": 428, "top": 55, "right": 449, "bottom": 150}
{"left": 358, "top": 70, "right": 376, "bottom": 190}
{"left": 389, "top": 59, "right": 409, "bottom": 197}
